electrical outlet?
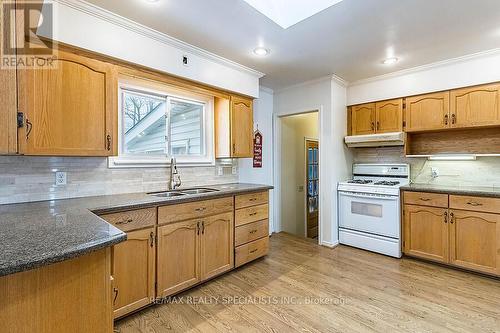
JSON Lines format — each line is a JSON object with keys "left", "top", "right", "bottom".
{"left": 297, "top": 185, "right": 304, "bottom": 192}
{"left": 431, "top": 167, "right": 439, "bottom": 178}
{"left": 55, "top": 171, "right": 67, "bottom": 186}
{"left": 217, "top": 166, "right": 223, "bottom": 176}
{"left": 231, "top": 166, "right": 237, "bottom": 175}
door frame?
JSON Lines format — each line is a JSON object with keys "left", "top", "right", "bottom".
{"left": 273, "top": 107, "right": 322, "bottom": 244}
{"left": 304, "top": 138, "right": 319, "bottom": 238}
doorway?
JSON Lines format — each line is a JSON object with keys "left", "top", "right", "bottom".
{"left": 278, "top": 111, "right": 319, "bottom": 240}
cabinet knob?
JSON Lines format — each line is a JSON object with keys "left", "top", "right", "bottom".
{"left": 449, "top": 212, "right": 455, "bottom": 224}
{"left": 444, "top": 114, "right": 449, "bottom": 125}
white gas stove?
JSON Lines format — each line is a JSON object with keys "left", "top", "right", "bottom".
{"left": 338, "top": 164, "right": 409, "bottom": 258}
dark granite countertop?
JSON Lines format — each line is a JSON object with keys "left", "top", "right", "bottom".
{"left": 401, "top": 183, "right": 500, "bottom": 198}
{"left": 0, "top": 183, "right": 272, "bottom": 277}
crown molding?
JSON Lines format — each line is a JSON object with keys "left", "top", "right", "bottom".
{"left": 274, "top": 75, "right": 335, "bottom": 94}
{"left": 331, "top": 74, "right": 348, "bottom": 87}
{"left": 52, "top": 0, "right": 265, "bottom": 78}
{"left": 349, "top": 47, "right": 500, "bottom": 87}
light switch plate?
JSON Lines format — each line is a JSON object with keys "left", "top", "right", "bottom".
{"left": 232, "top": 166, "right": 237, "bottom": 175}
{"left": 217, "top": 167, "right": 223, "bottom": 176}
{"left": 55, "top": 171, "right": 67, "bottom": 186}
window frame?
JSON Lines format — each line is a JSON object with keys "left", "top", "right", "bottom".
{"left": 108, "top": 78, "right": 215, "bottom": 168}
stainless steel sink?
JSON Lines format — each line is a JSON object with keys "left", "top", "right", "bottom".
{"left": 180, "top": 188, "right": 219, "bottom": 195}
{"left": 148, "top": 191, "right": 187, "bottom": 198}
{"left": 148, "top": 187, "right": 219, "bottom": 198}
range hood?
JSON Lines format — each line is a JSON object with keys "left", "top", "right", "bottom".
{"left": 344, "top": 132, "right": 405, "bottom": 148}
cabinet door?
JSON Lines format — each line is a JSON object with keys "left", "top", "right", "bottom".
{"left": 351, "top": 103, "right": 375, "bottom": 135}
{"left": 450, "top": 83, "right": 500, "bottom": 128}
{"left": 230, "top": 96, "right": 253, "bottom": 157}
{"left": 375, "top": 99, "right": 403, "bottom": 133}
{"left": 449, "top": 210, "right": 500, "bottom": 275}
{"left": 157, "top": 220, "right": 200, "bottom": 298}
{"left": 18, "top": 48, "right": 116, "bottom": 156}
{"left": 403, "top": 205, "right": 449, "bottom": 263}
{"left": 405, "top": 92, "right": 450, "bottom": 132}
{"left": 200, "top": 212, "right": 234, "bottom": 280}
{"left": 112, "top": 228, "right": 155, "bottom": 319}
{"left": 0, "top": 67, "right": 17, "bottom": 154}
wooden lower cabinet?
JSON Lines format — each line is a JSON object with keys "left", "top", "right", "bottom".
{"left": 200, "top": 212, "right": 234, "bottom": 280}
{"left": 403, "top": 191, "right": 500, "bottom": 277}
{"left": 112, "top": 228, "right": 155, "bottom": 319}
{"left": 449, "top": 210, "right": 500, "bottom": 275}
{"left": 157, "top": 220, "right": 201, "bottom": 298}
{"left": 403, "top": 205, "right": 449, "bottom": 263}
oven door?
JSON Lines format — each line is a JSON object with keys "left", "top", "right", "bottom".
{"left": 338, "top": 191, "right": 400, "bottom": 238}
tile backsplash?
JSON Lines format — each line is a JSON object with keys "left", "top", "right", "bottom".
{"left": 0, "top": 156, "right": 238, "bottom": 204}
{"left": 354, "top": 147, "right": 500, "bottom": 188}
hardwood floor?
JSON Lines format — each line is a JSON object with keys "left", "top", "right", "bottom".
{"left": 115, "top": 232, "right": 500, "bottom": 333}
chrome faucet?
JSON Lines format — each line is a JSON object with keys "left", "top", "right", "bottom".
{"left": 169, "top": 157, "right": 182, "bottom": 190}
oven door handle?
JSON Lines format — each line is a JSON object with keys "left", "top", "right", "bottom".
{"left": 339, "top": 192, "right": 399, "bottom": 201}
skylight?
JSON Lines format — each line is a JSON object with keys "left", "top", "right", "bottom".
{"left": 243, "top": 0, "right": 344, "bottom": 29}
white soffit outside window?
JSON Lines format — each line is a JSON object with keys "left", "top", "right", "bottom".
{"left": 243, "top": 0, "right": 344, "bottom": 29}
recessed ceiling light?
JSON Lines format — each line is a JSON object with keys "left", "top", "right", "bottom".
{"left": 253, "top": 47, "right": 270, "bottom": 56}
{"left": 146, "top": 0, "right": 159, "bottom": 3}
{"left": 382, "top": 57, "right": 399, "bottom": 65}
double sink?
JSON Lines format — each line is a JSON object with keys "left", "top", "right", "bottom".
{"left": 148, "top": 187, "right": 220, "bottom": 198}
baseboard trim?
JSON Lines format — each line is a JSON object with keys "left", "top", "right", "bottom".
{"left": 320, "top": 240, "right": 340, "bottom": 249}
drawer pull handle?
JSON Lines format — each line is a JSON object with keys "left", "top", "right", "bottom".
{"left": 249, "top": 229, "right": 258, "bottom": 234}
{"left": 467, "top": 201, "right": 483, "bottom": 207}
{"left": 249, "top": 198, "right": 257, "bottom": 201}
{"left": 116, "top": 218, "right": 133, "bottom": 225}
{"left": 249, "top": 212, "right": 257, "bottom": 216}
{"left": 444, "top": 211, "right": 448, "bottom": 224}
{"left": 450, "top": 212, "right": 455, "bottom": 224}
{"left": 195, "top": 207, "right": 207, "bottom": 212}
{"left": 249, "top": 249, "right": 258, "bottom": 254}
{"left": 419, "top": 198, "right": 431, "bottom": 202}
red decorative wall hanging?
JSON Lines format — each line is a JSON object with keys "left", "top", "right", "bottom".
{"left": 253, "top": 130, "right": 263, "bottom": 168}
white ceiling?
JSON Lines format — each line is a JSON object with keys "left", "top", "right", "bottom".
{"left": 85, "top": 0, "right": 500, "bottom": 90}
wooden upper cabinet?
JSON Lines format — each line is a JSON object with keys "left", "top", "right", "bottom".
{"left": 157, "top": 220, "right": 200, "bottom": 298}
{"left": 17, "top": 48, "right": 117, "bottom": 156}
{"left": 200, "top": 212, "right": 234, "bottom": 280}
{"left": 112, "top": 228, "right": 155, "bottom": 319}
{"left": 449, "top": 209, "right": 500, "bottom": 276}
{"left": 405, "top": 92, "right": 450, "bottom": 132}
{"left": 403, "top": 205, "right": 449, "bottom": 263}
{"left": 450, "top": 83, "right": 500, "bottom": 128}
{"left": 375, "top": 99, "right": 403, "bottom": 133}
{"left": 231, "top": 96, "right": 253, "bottom": 157}
{"left": 215, "top": 95, "right": 253, "bottom": 158}
{"left": 0, "top": 67, "right": 17, "bottom": 155}
{"left": 351, "top": 103, "right": 375, "bottom": 135}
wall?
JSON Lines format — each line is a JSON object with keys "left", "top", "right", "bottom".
{"left": 39, "top": 0, "right": 262, "bottom": 97}
{"left": 238, "top": 88, "right": 274, "bottom": 232}
{"left": 0, "top": 157, "right": 237, "bottom": 205}
{"left": 280, "top": 112, "right": 318, "bottom": 237}
{"left": 347, "top": 49, "right": 500, "bottom": 105}
{"left": 354, "top": 147, "right": 500, "bottom": 189}
{"left": 274, "top": 77, "right": 352, "bottom": 246}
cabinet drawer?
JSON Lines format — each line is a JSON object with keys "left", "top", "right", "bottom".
{"left": 235, "top": 237, "right": 269, "bottom": 267}
{"left": 404, "top": 191, "right": 448, "bottom": 208}
{"left": 235, "top": 219, "right": 269, "bottom": 247}
{"left": 100, "top": 208, "right": 156, "bottom": 232}
{"left": 450, "top": 195, "right": 500, "bottom": 214}
{"left": 235, "top": 204, "right": 269, "bottom": 227}
{"left": 158, "top": 197, "right": 233, "bottom": 225}
{"left": 235, "top": 191, "right": 268, "bottom": 209}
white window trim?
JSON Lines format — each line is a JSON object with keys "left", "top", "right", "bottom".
{"left": 108, "top": 80, "right": 215, "bottom": 169}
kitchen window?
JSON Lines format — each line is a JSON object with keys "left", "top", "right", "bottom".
{"left": 109, "top": 81, "right": 214, "bottom": 168}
